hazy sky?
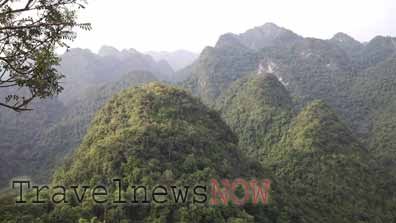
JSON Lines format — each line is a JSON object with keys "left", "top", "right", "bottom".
{"left": 71, "top": 0, "right": 396, "bottom": 53}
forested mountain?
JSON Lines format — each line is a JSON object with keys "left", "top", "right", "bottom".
{"left": 215, "top": 73, "right": 293, "bottom": 162}
{"left": 350, "top": 56, "right": 396, "bottom": 159}
{"left": 236, "top": 23, "right": 304, "bottom": 50}
{"left": 0, "top": 45, "right": 176, "bottom": 187}
{"left": 58, "top": 46, "right": 174, "bottom": 103}
{"left": 181, "top": 22, "right": 396, "bottom": 161}
{"left": 147, "top": 50, "right": 198, "bottom": 72}
{"left": 2, "top": 22, "right": 396, "bottom": 222}
{"left": 177, "top": 22, "right": 396, "bottom": 221}
{"left": 2, "top": 81, "right": 395, "bottom": 222}
{"left": 356, "top": 36, "right": 396, "bottom": 69}
{"left": 29, "top": 71, "right": 158, "bottom": 183}
{"left": 181, "top": 36, "right": 260, "bottom": 105}
{"left": 1, "top": 83, "right": 277, "bottom": 222}
{"left": 271, "top": 100, "right": 392, "bottom": 222}
{"left": 0, "top": 98, "right": 66, "bottom": 186}
{"left": 215, "top": 73, "right": 395, "bottom": 221}
{"left": 0, "top": 70, "right": 159, "bottom": 187}
{"left": 181, "top": 23, "right": 354, "bottom": 106}
{"left": 329, "top": 32, "right": 364, "bottom": 59}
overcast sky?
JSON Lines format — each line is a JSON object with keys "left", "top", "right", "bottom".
{"left": 71, "top": 0, "right": 396, "bottom": 53}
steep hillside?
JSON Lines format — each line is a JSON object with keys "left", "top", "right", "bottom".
{"left": 329, "top": 32, "right": 364, "bottom": 59}
{"left": 2, "top": 22, "right": 396, "bottom": 223}
{"left": 215, "top": 73, "right": 293, "bottom": 163}
{"left": 272, "top": 100, "right": 392, "bottom": 223}
{"left": 181, "top": 36, "right": 259, "bottom": 105}
{"left": 54, "top": 83, "right": 243, "bottom": 185}
{"left": 181, "top": 23, "right": 355, "bottom": 107}
{"left": 0, "top": 98, "right": 65, "bottom": 187}
{"left": 46, "top": 83, "right": 273, "bottom": 222}
{"left": 0, "top": 71, "right": 158, "bottom": 187}
{"left": 213, "top": 70, "right": 395, "bottom": 221}
{"left": 58, "top": 46, "right": 174, "bottom": 103}
{"left": 181, "top": 23, "right": 396, "bottom": 164}
{"left": 180, "top": 23, "right": 302, "bottom": 105}
{"left": 237, "top": 23, "right": 303, "bottom": 50}
{"left": 356, "top": 36, "right": 396, "bottom": 69}
{"left": 350, "top": 56, "right": 396, "bottom": 158}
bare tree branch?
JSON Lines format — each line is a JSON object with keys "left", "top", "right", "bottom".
{"left": 0, "top": 101, "right": 32, "bottom": 111}
{"left": 0, "top": 0, "right": 10, "bottom": 8}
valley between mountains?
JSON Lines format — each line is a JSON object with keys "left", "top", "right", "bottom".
{"left": 1, "top": 23, "right": 396, "bottom": 222}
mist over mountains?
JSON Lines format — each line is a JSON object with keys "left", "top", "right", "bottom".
{"left": 1, "top": 22, "right": 396, "bottom": 222}
{"left": 146, "top": 50, "right": 198, "bottom": 71}
{"left": 57, "top": 46, "right": 173, "bottom": 100}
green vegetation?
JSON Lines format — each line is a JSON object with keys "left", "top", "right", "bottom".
{"left": 181, "top": 35, "right": 259, "bottom": 105}
{"left": 182, "top": 23, "right": 396, "bottom": 185}
{"left": 0, "top": 71, "right": 158, "bottom": 187}
{"left": 214, "top": 72, "right": 395, "bottom": 222}
{"left": 2, "top": 22, "right": 396, "bottom": 223}
{"left": 54, "top": 82, "right": 243, "bottom": 186}
{"left": 0, "top": 0, "right": 90, "bottom": 111}
{"left": 272, "top": 101, "right": 392, "bottom": 222}
{"left": 1, "top": 83, "right": 276, "bottom": 222}
{"left": 215, "top": 73, "right": 293, "bottom": 163}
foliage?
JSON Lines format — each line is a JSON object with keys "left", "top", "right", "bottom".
{"left": 0, "top": 71, "right": 157, "bottom": 187}
{"left": 0, "top": 0, "right": 91, "bottom": 111}
{"left": 2, "top": 22, "right": 396, "bottom": 223}
{"left": 181, "top": 36, "right": 259, "bottom": 105}
{"left": 54, "top": 82, "right": 243, "bottom": 186}
{"left": 272, "top": 100, "right": 391, "bottom": 222}
{"left": 7, "top": 83, "right": 273, "bottom": 222}
{"left": 215, "top": 73, "right": 293, "bottom": 163}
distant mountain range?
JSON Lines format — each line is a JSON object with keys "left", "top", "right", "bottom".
{"left": 182, "top": 23, "right": 396, "bottom": 150}
{"left": 58, "top": 46, "right": 173, "bottom": 102}
{"left": 1, "top": 22, "right": 396, "bottom": 222}
{"left": 146, "top": 50, "right": 198, "bottom": 71}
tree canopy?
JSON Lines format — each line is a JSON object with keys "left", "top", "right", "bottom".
{"left": 0, "top": 0, "right": 90, "bottom": 111}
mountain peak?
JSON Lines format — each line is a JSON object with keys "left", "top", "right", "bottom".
{"left": 218, "top": 73, "right": 293, "bottom": 110}
{"left": 238, "top": 22, "right": 302, "bottom": 50}
{"left": 215, "top": 33, "right": 245, "bottom": 49}
{"left": 121, "top": 48, "right": 141, "bottom": 55}
{"left": 215, "top": 73, "right": 293, "bottom": 160}
{"left": 331, "top": 32, "right": 359, "bottom": 43}
{"left": 54, "top": 83, "right": 244, "bottom": 186}
{"left": 98, "top": 45, "right": 120, "bottom": 57}
{"left": 213, "top": 23, "right": 303, "bottom": 51}
{"left": 286, "top": 100, "right": 362, "bottom": 154}
{"left": 329, "top": 32, "right": 363, "bottom": 59}
{"left": 366, "top": 35, "right": 396, "bottom": 48}
{"left": 258, "top": 22, "right": 283, "bottom": 32}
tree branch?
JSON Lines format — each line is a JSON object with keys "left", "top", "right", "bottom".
{"left": 24, "top": 0, "right": 35, "bottom": 9}
{"left": 0, "top": 22, "right": 76, "bottom": 31}
{"left": 0, "top": 0, "right": 89, "bottom": 112}
{"left": 0, "top": 1, "right": 76, "bottom": 16}
{"left": 0, "top": 83, "right": 17, "bottom": 87}
{"left": 0, "top": 101, "right": 32, "bottom": 112}
{"left": 0, "top": 0, "right": 10, "bottom": 8}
